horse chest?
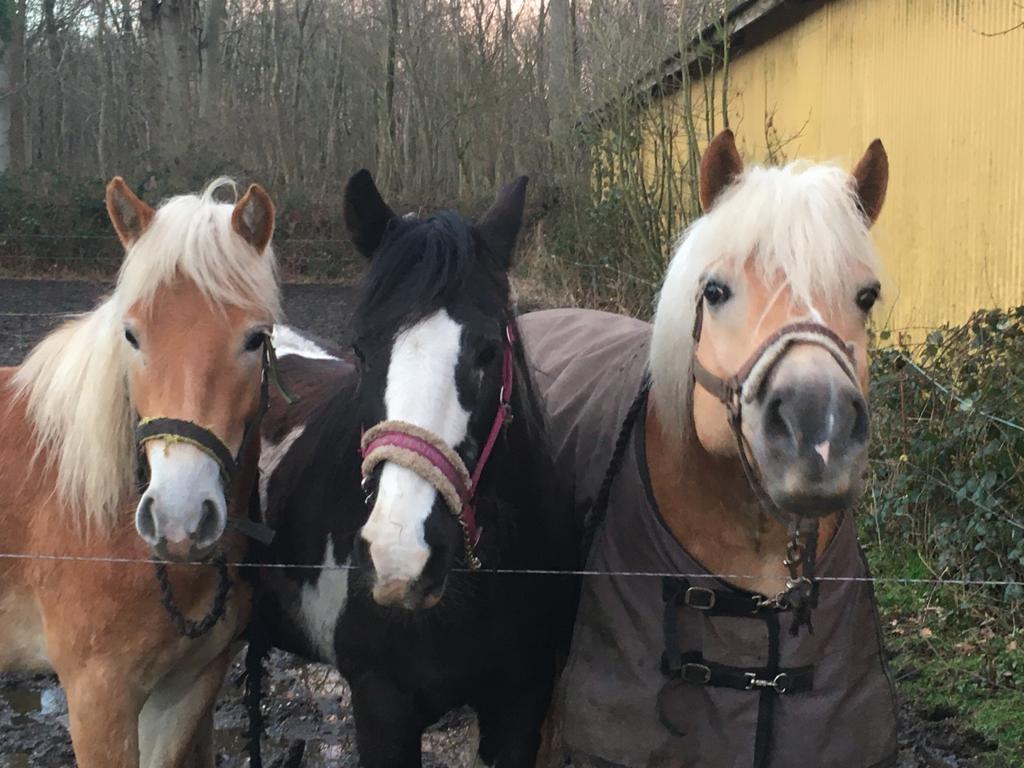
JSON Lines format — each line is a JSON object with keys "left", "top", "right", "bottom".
{"left": 294, "top": 536, "right": 350, "bottom": 664}
{"left": 0, "top": 586, "right": 52, "bottom": 672}
{"left": 265, "top": 534, "right": 351, "bottom": 666}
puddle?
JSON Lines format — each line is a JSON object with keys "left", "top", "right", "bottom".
{"left": 4, "top": 690, "right": 41, "bottom": 728}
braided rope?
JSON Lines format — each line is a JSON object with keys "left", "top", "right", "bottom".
{"left": 581, "top": 376, "right": 652, "bottom": 559}
{"left": 153, "top": 553, "right": 232, "bottom": 639}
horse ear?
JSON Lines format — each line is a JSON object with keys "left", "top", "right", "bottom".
{"left": 699, "top": 130, "right": 744, "bottom": 212}
{"left": 852, "top": 139, "right": 888, "bottom": 226}
{"left": 343, "top": 169, "right": 397, "bottom": 259}
{"left": 476, "top": 175, "right": 528, "bottom": 268}
{"left": 106, "top": 177, "right": 155, "bottom": 247}
{"left": 231, "top": 184, "right": 276, "bottom": 253}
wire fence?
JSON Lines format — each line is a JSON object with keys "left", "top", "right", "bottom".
{"left": 0, "top": 551, "right": 1019, "bottom": 588}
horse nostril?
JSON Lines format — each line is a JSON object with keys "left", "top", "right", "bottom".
{"left": 763, "top": 394, "right": 790, "bottom": 444}
{"left": 353, "top": 534, "right": 373, "bottom": 572}
{"left": 848, "top": 396, "right": 870, "bottom": 446}
{"left": 136, "top": 496, "right": 158, "bottom": 543}
{"left": 192, "top": 499, "right": 222, "bottom": 545}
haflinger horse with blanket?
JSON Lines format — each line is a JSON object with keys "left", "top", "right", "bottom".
{"left": 521, "top": 131, "right": 898, "bottom": 768}
{"left": 0, "top": 178, "right": 283, "bottom": 767}
{"left": 246, "top": 171, "right": 578, "bottom": 768}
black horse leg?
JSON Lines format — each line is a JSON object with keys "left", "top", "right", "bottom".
{"left": 475, "top": 661, "right": 556, "bottom": 768}
{"left": 350, "top": 672, "right": 424, "bottom": 768}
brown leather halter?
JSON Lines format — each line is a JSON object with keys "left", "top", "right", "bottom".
{"left": 690, "top": 298, "right": 861, "bottom": 634}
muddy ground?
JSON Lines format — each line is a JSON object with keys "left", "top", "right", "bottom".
{"left": 0, "top": 280, "right": 993, "bottom": 766}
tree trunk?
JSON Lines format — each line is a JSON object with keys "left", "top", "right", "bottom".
{"left": 140, "top": 0, "right": 194, "bottom": 176}
{"left": 10, "top": 0, "right": 25, "bottom": 168}
{"left": 200, "top": 0, "right": 227, "bottom": 120}
{"left": 93, "top": 0, "right": 110, "bottom": 176}
{"left": 383, "top": 0, "right": 398, "bottom": 184}
{"left": 0, "top": 0, "right": 21, "bottom": 171}
{"left": 547, "top": 0, "right": 572, "bottom": 148}
{"left": 42, "top": 0, "right": 65, "bottom": 166}
{"left": 0, "top": 43, "right": 8, "bottom": 171}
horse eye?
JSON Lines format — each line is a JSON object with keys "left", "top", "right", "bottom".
{"left": 352, "top": 343, "right": 366, "bottom": 364}
{"left": 124, "top": 328, "right": 139, "bottom": 349}
{"left": 702, "top": 280, "right": 732, "bottom": 307}
{"left": 476, "top": 345, "right": 497, "bottom": 367}
{"left": 856, "top": 286, "right": 880, "bottom": 313}
{"left": 244, "top": 331, "right": 266, "bottom": 352}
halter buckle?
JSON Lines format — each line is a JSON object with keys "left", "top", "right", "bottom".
{"left": 682, "top": 663, "right": 712, "bottom": 685}
{"left": 683, "top": 586, "right": 717, "bottom": 610}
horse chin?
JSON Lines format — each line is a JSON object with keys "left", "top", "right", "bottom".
{"left": 768, "top": 490, "right": 855, "bottom": 519}
{"left": 765, "top": 472, "right": 866, "bottom": 519}
{"left": 153, "top": 538, "right": 217, "bottom": 564}
{"left": 421, "top": 576, "right": 448, "bottom": 609}
{"left": 371, "top": 571, "right": 449, "bottom": 611}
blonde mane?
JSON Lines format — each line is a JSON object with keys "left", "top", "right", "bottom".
{"left": 650, "top": 159, "right": 884, "bottom": 442}
{"left": 11, "top": 179, "right": 281, "bottom": 531}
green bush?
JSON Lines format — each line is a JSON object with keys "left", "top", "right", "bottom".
{"left": 867, "top": 307, "right": 1024, "bottom": 608}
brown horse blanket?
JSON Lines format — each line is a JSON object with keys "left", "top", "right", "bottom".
{"left": 520, "top": 308, "right": 898, "bottom": 768}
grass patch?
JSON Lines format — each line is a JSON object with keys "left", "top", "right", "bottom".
{"left": 862, "top": 536, "right": 1024, "bottom": 766}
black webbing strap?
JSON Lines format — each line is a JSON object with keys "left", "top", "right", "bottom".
{"left": 664, "top": 651, "right": 814, "bottom": 696}
{"left": 663, "top": 577, "right": 792, "bottom": 619}
{"left": 137, "top": 418, "right": 238, "bottom": 485}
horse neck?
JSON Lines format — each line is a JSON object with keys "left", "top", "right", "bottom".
{"left": 644, "top": 399, "right": 838, "bottom": 598}
{"left": 483, "top": 347, "right": 576, "bottom": 567}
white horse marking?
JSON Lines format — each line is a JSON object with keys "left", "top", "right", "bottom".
{"left": 298, "top": 536, "right": 350, "bottom": 664}
{"left": 259, "top": 425, "right": 306, "bottom": 514}
{"left": 272, "top": 324, "right": 339, "bottom": 361}
{"left": 137, "top": 442, "right": 225, "bottom": 547}
{"left": 361, "top": 310, "right": 469, "bottom": 586}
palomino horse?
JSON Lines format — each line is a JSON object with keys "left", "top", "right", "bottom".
{"left": 521, "top": 131, "right": 898, "bottom": 767}
{"left": 0, "top": 178, "right": 281, "bottom": 767}
{"left": 246, "top": 171, "right": 578, "bottom": 767}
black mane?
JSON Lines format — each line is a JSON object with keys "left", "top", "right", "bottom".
{"left": 353, "top": 211, "right": 507, "bottom": 338}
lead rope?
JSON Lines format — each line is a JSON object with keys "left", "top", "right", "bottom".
{"left": 583, "top": 375, "right": 652, "bottom": 560}
{"left": 244, "top": 601, "right": 271, "bottom": 768}
{"left": 153, "top": 553, "right": 232, "bottom": 638}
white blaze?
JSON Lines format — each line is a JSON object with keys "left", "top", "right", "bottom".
{"left": 360, "top": 310, "right": 469, "bottom": 585}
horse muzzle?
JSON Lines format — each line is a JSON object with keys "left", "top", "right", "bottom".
{"left": 746, "top": 344, "right": 870, "bottom": 517}
{"left": 135, "top": 442, "right": 229, "bottom": 561}
{"left": 353, "top": 522, "right": 451, "bottom": 610}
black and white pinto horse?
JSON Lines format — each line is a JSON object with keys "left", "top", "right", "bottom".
{"left": 252, "top": 171, "right": 579, "bottom": 767}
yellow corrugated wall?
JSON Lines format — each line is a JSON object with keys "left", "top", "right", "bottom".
{"left": 662, "top": 0, "right": 1024, "bottom": 332}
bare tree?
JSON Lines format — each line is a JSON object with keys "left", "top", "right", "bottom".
{"left": 140, "top": 0, "right": 194, "bottom": 174}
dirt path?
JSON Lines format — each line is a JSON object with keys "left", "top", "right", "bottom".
{"left": 0, "top": 280, "right": 985, "bottom": 767}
